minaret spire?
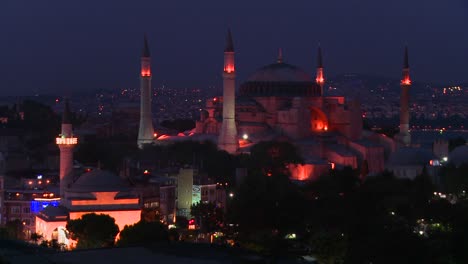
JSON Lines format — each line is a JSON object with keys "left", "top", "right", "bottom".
{"left": 317, "top": 45, "right": 323, "bottom": 68}
{"left": 142, "top": 34, "right": 151, "bottom": 58}
{"left": 62, "top": 98, "right": 72, "bottom": 124}
{"left": 403, "top": 45, "right": 409, "bottom": 69}
{"left": 396, "top": 46, "right": 412, "bottom": 146}
{"left": 138, "top": 34, "right": 155, "bottom": 148}
{"left": 315, "top": 44, "right": 325, "bottom": 96}
{"left": 218, "top": 29, "right": 238, "bottom": 154}
{"left": 225, "top": 28, "right": 234, "bottom": 52}
{"left": 277, "top": 48, "right": 283, "bottom": 63}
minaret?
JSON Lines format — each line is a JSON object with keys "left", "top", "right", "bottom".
{"left": 137, "top": 35, "right": 155, "bottom": 149}
{"left": 316, "top": 45, "right": 325, "bottom": 96}
{"left": 277, "top": 48, "right": 283, "bottom": 63}
{"left": 218, "top": 29, "right": 238, "bottom": 154}
{"left": 396, "top": 46, "right": 412, "bottom": 146}
{"left": 56, "top": 99, "right": 77, "bottom": 198}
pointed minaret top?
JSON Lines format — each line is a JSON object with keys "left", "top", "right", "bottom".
{"left": 62, "top": 98, "right": 72, "bottom": 124}
{"left": 225, "top": 29, "right": 234, "bottom": 52}
{"left": 142, "top": 34, "right": 151, "bottom": 58}
{"left": 277, "top": 48, "right": 283, "bottom": 63}
{"left": 317, "top": 45, "right": 323, "bottom": 68}
{"left": 403, "top": 46, "right": 409, "bottom": 68}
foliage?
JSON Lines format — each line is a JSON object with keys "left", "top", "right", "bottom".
{"left": 66, "top": 213, "right": 119, "bottom": 249}
{"left": 191, "top": 202, "right": 224, "bottom": 233}
{"left": 2, "top": 220, "right": 25, "bottom": 240}
{"left": 117, "top": 221, "right": 168, "bottom": 246}
{"left": 75, "top": 134, "right": 139, "bottom": 172}
{"left": 139, "top": 140, "right": 235, "bottom": 182}
{"left": 249, "top": 141, "right": 303, "bottom": 177}
{"left": 440, "top": 163, "right": 468, "bottom": 194}
{"left": 308, "top": 230, "right": 347, "bottom": 264}
{"left": 39, "top": 239, "right": 66, "bottom": 250}
{"left": 30, "top": 232, "right": 42, "bottom": 243}
{"left": 141, "top": 207, "right": 160, "bottom": 223}
{"left": 176, "top": 216, "right": 189, "bottom": 229}
{"left": 448, "top": 136, "right": 466, "bottom": 152}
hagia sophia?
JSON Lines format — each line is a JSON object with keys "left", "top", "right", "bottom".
{"left": 193, "top": 30, "right": 389, "bottom": 180}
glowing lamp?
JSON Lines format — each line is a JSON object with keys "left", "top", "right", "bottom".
{"left": 330, "top": 162, "right": 335, "bottom": 170}
{"left": 242, "top": 134, "right": 248, "bottom": 140}
{"left": 56, "top": 137, "right": 78, "bottom": 145}
{"left": 401, "top": 78, "right": 411, "bottom": 85}
{"left": 141, "top": 70, "right": 151, "bottom": 77}
{"left": 324, "top": 126, "right": 328, "bottom": 131}
{"left": 143, "top": 170, "right": 150, "bottom": 175}
{"left": 316, "top": 77, "right": 325, "bottom": 84}
{"left": 153, "top": 133, "right": 158, "bottom": 138}
{"left": 224, "top": 65, "right": 235, "bottom": 73}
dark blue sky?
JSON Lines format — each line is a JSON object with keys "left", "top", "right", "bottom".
{"left": 1, "top": 0, "right": 467, "bottom": 96}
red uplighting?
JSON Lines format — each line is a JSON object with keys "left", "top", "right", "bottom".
{"left": 143, "top": 170, "right": 150, "bottom": 175}
{"left": 401, "top": 78, "right": 411, "bottom": 85}
{"left": 330, "top": 162, "right": 335, "bottom": 170}
{"left": 141, "top": 70, "right": 151, "bottom": 77}
{"left": 267, "top": 172, "right": 272, "bottom": 177}
{"left": 316, "top": 77, "right": 325, "bottom": 84}
{"left": 153, "top": 133, "right": 158, "bottom": 138}
{"left": 224, "top": 65, "right": 235, "bottom": 73}
{"left": 213, "top": 97, "right": 218, "bottom": 102}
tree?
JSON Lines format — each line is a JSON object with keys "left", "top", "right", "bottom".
{"left": 66, "top": 213, "right": 119, "bottom": 249}
{"left": 30, "top": 232, "right": 43, "bottom": 243}
{"left": 308, "top": 231, "right": 347, "bottom": 264}
{"left": 191, "top": 202, "right": 224, "bottom": 233}
{"left": 117, "top": 221, "right": 168, "bottom": 246}
{"left": 249, "top": 140, "right": 303, "bottom": 177}
{"left": 4, "top": 220, "right": 24, "bottom": 240}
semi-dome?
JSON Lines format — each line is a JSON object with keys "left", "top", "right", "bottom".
{"left": 240, "top": 61, "right": 321, "bottom": 97}
{"left": 69, "top": 169, "right": 130, "bottom": 192}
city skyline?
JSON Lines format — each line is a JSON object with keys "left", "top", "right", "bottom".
{"left": 1, "top": 1, "right": 468, "bottom": 96}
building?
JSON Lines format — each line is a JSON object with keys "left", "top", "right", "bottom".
{"left": 35, "top": 101, "right": 143, "bottom": 247}
{"left": 195, "top": 31, "right": 385, "bottom": 180}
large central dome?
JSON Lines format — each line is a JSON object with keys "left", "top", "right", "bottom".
{"left": 240, "top": 61, "right": 321, "bottom": 97}
{"left": 247, "top": 62, "right": 312, "bottom": 82}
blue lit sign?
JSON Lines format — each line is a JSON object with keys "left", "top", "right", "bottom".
{"left": 30, "top": 200, "right": 60, "bottom": 213}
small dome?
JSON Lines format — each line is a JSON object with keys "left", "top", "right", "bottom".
{"left": 247, "top": 62, "right": 312, "bottom": 83}
{"left": 70, "top": 169, "right": 130, "bottom": 192}
{"left": 449, "top": 145, "right": 468, "bottom": 166}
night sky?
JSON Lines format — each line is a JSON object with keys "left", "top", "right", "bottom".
{"left": 1, "top": 0, "right": 467, "bottom": 96}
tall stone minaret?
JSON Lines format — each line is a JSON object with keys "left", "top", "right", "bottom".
{"left": 218, "top": 29, "right": 238, "bottom": 154}
{"left": 316, "top": 46, "right": 325, "bottom": 96}
{"left": 137, "top": 35, "right": 155, "bottom": 149}
{"left": 56, "top": 99, "right": 77, "bottom": 198}
{"left": 396, "top": 46, "right": 412, "bottom": 146}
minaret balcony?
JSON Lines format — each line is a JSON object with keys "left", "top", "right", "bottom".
{"left": 56, "top": 137, "right": 78, "bottom": 145}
